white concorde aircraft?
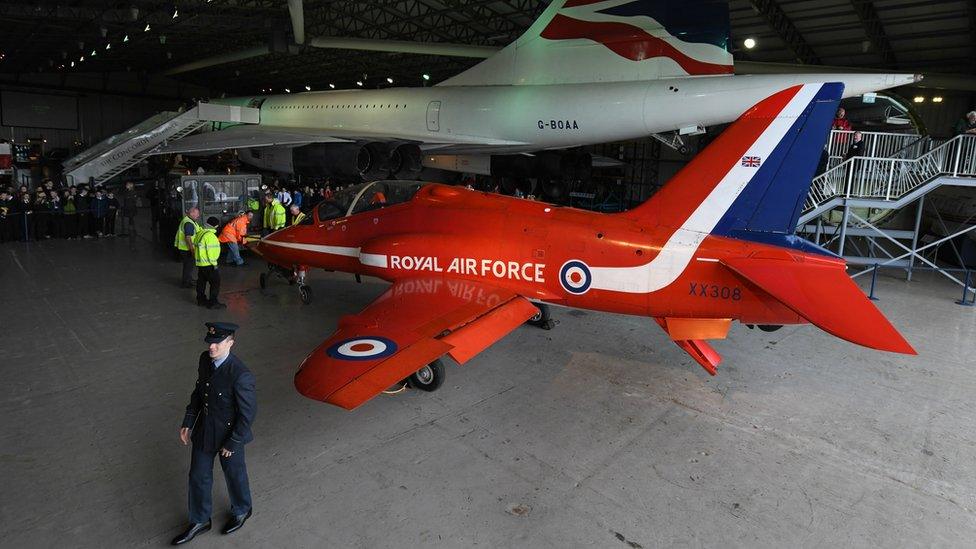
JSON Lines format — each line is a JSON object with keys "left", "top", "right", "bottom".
{"left": 156, "top": 0, "right": 919, "bottom": 180}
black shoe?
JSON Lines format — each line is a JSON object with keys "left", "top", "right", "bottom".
{"left": 208, "top": 301, "right": 227, "bottom": 310}
{"left": 171, "top": 520, "right": 211, "bottom": 545}
{"left": 221, "top": 510, "right": 252, "bottom": 535}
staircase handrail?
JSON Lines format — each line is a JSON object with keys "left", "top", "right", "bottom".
{"left": 805, "top": 134, "right": 976, "bottom": 212}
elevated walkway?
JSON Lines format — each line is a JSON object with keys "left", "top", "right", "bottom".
{"left": 63, "top": 103, "right": 259, "bottom": 186}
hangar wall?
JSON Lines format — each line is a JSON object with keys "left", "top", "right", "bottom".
{"left": 909, "top": 91, "right": 976, "bottom": 136}
{"left": 0, "top": 71, "right": 213, "bottom": 152}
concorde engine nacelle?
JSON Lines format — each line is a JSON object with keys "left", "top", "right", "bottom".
{"left": 293, "top": 142, "right": 422, "bottom": 181}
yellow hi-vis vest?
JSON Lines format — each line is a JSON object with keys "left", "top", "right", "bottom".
{"left": 174, "top": 215, "right": 201, "bottom": 251}
{"left": 264, "top": 199, "right": 286, "bottom": 230}
{"left": 291, "top": 211, "right": 306, "bottom": 226}
{"left": 193, "top": 227, "right": 221, "bottom": 267}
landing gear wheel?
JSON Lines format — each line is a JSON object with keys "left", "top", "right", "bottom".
{"left": 527, "top": 303, "right": 554, "bottom": 330}
{"left": 299, "top": 284, "right": 313, "bottom": 305}
{"left": 259, "top": 272, "right": 268, "bottom": 289}
{"left": 407, "top": 359, "right": 445, "bottom": 392}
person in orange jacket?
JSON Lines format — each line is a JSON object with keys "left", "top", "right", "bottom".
{"left": 219, "top": 211, "right": 253, "bottom": 266}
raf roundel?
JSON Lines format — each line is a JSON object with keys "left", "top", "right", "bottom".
{"left": 326, "top": 336, "right": 398, "bottom": 361}
{"left": 559, "top": 259, "right": 592, "bottom": 295}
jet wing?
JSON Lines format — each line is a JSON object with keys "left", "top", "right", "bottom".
{"left": 151, "top": 125, "right": 353, "bottom": 154}
{"left": 295, "top": 277, "right": 539, "bottom": 410}
{"left": 152, "top": 124, "right": 530, "bottom": 155}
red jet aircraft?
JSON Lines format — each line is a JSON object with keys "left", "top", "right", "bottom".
{"left": 252, "top": 82, "right": 915, "bottom": 410}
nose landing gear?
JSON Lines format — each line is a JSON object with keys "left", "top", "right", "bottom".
{"left": 260, "top": 263, "right": 313, "bottom": 304}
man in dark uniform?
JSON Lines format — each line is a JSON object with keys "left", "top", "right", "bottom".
{"left": 172, "top": 322, "right": 256, "bottom": 545}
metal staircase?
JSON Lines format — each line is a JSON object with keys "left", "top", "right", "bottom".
{"left": 63, "top": 102, "right": 259, "bottom": 186}
{"left": 797, "top": 134, "right": 976, "bottom": 295}
{"left": 800, "top": 134, "right": 976, "bottom": 226}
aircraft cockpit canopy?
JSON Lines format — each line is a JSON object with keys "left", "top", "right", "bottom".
{"left": 315, "top": 180, "right": 427, "bottom": 222}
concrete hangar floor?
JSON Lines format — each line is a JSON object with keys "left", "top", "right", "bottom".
{"left": 1, "top": 215, "right": 974, "bottom": 548}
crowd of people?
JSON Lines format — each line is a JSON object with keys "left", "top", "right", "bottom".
{"left": 0, "top": 180, "right": 140, "bottom": 243}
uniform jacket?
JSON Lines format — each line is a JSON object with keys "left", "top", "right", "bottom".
{"left": 219, "top": 214, "right": 249, "bottom": 244}
{"left": 182, "top": 352, "right": 256, "bottom": 453}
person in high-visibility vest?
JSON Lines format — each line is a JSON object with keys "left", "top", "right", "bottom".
{"left": 194, "top": 216, "right": 225, "bottom": 309}
{"left": 262, "top": 193, "right": 285, "bottom": 234}
{"left": 219, "top": 211, "right": 253, "bottom": 266}
{"left": 289, "top": 205, "right": 306, "bottom": 226}
{"left": 174, "top": 207, "right": 202, "bottom": 288}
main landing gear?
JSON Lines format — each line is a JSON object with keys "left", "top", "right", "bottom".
{"left": 386, "top": 359, "right": 447, "bottom": 396}
{"left": 259, "top": 263, "right": 313, "bottom": 304}
{"left": 526, "top": 303, "right": 555, "bottom": 330}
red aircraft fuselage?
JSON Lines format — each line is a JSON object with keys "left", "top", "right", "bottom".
{"left": 258, "top": 184, "right": 804, "bottom": 327}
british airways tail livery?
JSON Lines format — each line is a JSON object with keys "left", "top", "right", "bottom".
{"left": 250, "top": 81, "right": 915, "bottom": 411}
{"left": 153, "top": 0, "right": 920, "bottom": 181}
{"left": 441, "top": 0, "right": 734, "bottom": 86}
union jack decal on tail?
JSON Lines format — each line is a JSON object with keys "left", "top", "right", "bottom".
{"left": 740, "top": 156, "right": 762, "bottom": 168}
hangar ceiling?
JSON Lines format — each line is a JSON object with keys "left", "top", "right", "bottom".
{"left": 0, "top": 0, "right": 974, "bottom": 96}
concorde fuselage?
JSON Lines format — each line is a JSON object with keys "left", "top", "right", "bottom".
{"left": 225, "top": 72, "right": 915, "bottom": 156}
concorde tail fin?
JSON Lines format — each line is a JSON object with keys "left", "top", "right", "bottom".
{"left": 438, "top": 0, "right": 733, "bottom": 87}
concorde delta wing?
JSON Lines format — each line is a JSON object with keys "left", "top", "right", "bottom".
{"left": 151, "top": 124, "right": 531, "bottom": 156}
{"left": 294, "top": 277, "right": 539, "bottom": 410}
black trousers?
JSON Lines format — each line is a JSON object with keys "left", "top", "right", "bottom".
{"left": 121, "top": 214, "right": 136, "bottom": 236}
{"left": 77, "top": 212, "right": 91, "bottom": 237}
{"left": 188, "top": 444, "right": 251, "bottom": 524}
{"left": 196, "top": 265, "right": 221, "bottom": 304}
{"left": 180, "top": 250, "right": 195, "bottom": 286}
{"left": 63, "top": 214, "right": 77, "bottom": 238}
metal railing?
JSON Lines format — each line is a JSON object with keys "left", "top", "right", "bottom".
{"left": 825, "top": 129, "right": 922, "bottom": 160}
{"left": 805, "top": 134, "right": 976, "bottom": 212}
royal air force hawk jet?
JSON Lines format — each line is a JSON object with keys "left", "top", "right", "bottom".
{"left": 250, "top": 82, "right": 916, "bottom": 410}
{"left": 156, "top": 0, "right": 919, "bottom": 180}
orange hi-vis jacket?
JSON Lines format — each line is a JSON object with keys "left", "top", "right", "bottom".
{"left": 218, "top": 214, "right": 249, "bottom": 244}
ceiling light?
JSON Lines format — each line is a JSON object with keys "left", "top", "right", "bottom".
{"left": 70, "top": 61, "right": 75, "bottom": 67}
{"left": 743, "top": 38, "right": 756, "bottom": 49}
{"left": 172, "top": 8, "right": 179, "bottom": 19}
{"left": 305, "top": 85, "right": 311, "bottom": 91}
{"left": 285, "top": 88, "right": 291, "bottom": 93}
{"left": 913, "top": 96, "right": 925, "bottom": 103}
{"left": 100, "top": 27, "right": 108, "bottom": 38}
{"left": 356, "top": 80, "right": 363, "bottom": 86}
{"left": 123, "top": 35, "right": 129, "bottom": 43}
{"left": 91, "top": 50, "right": 97, "bottom": 56}
{"left": 105, "top": 43, "right": 111, "bottom": 50}
{"left": 932, "top": 96, "right": 943, "bottom": 103}
{"left": 329, "top": 83, "right": 335, "bottom": 89}
{"left": 386, "top": 77, "right": 393, "bottom": 84}
{"left": 422, "top": 73, "right": 430, "bottom": 81}
{"left": 144, "top": 23, "right": 151, "bottom": 32}
{"left": 80, "top": 56, "right": 85, "bottom": 62}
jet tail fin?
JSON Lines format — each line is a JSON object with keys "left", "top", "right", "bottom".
{"left": 439, "top": 0, "right": 733, "bottom": 86}
{"left": 622, "top": 81, "right": 841, "bottom": 253}
{"left": 722, "top": 256, "right": 916, "bottom": 355}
